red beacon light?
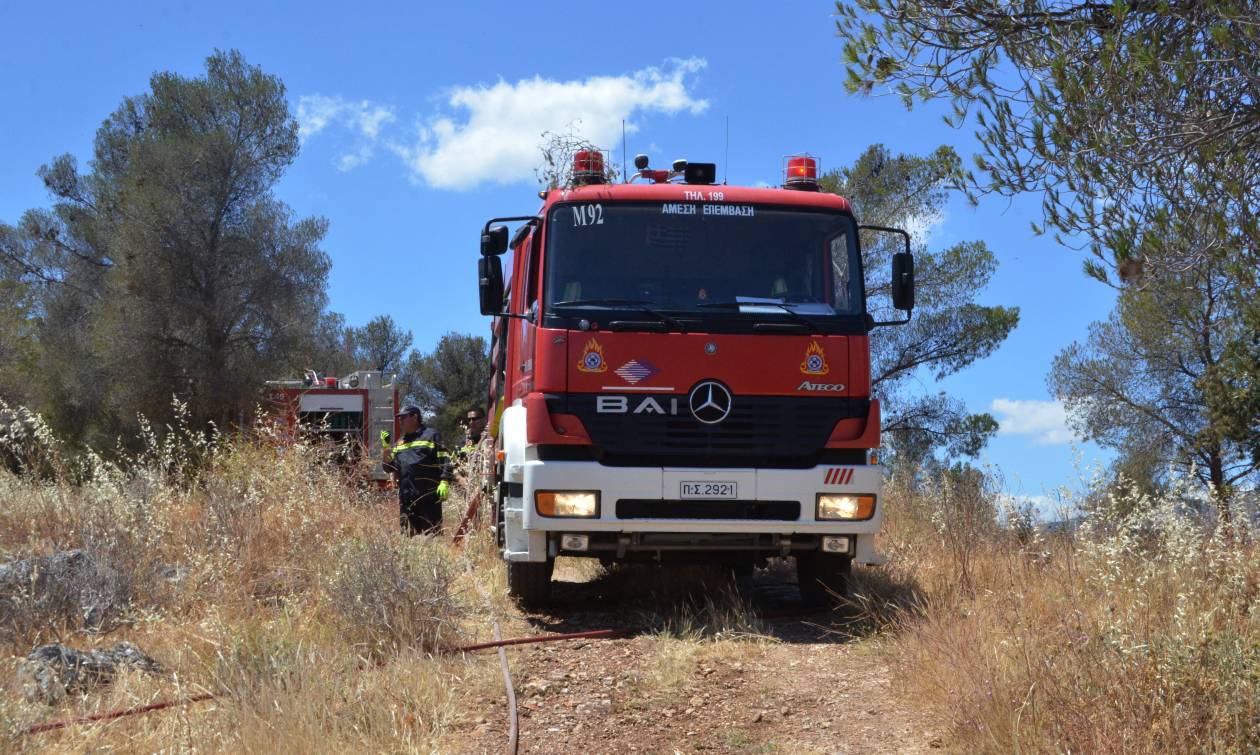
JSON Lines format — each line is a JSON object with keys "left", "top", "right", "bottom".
{"left": 572, "top": 150, "right": 606, "bottom": 185}
{"left": 783, "top": 154, "right": 820, "bottom": 191}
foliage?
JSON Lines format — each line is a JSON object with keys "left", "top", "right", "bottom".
{"left": 327, "top": 535, "right": 456, "bottom": 658}
{"left": 535, "top": 127, "right": 620, "bottom": 189}
{"left": 301, "top": 310, "right": 360, "bottom": 377}
{"left": 835, "top": 0, "right": 1260, "bottom": 473}
{"left": 835, "top": 1, "right": 1260, "bottom": 272}
{"left": 400, "top": 332, "right": 491, "bottom": 442}
{"left": 288, "top": 312, "right": 415, "bottom": 382}
{"left": 350, "top": 314, "right": 413, "bottom": 374}
{"left": 0, "top": 404, "right": 487, "bottom": 749}
{"left": 0, "top": 50, "right": 330, "bottom": 441}
{"left": 0, "top": 264, "right": 37, "bottom": 406}
{"left": 881, "top": 469, "right": 1260, "bottom": 752}
{"left": 1050, "top": 250, "right": 1259, "bottom": 509}
{"left": 821, "top": 144, "right": 1018, "bottom": 465}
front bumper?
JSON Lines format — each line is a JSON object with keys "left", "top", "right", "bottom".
{"left": 503, "top": 460, "right": 884, "bottom": 563}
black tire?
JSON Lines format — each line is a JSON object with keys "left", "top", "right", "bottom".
{"left": 507, "top": 558, "right": 554, "bottom": 609}
{"left": 797, "top": 553, "right": 851, "bottom": 607}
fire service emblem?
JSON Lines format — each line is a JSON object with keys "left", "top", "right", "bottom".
{"left": 577, "top": 338, "right": 608, "bottom": 373}
{"left": 800, "top": 340, "right": 830, "bottom": 375}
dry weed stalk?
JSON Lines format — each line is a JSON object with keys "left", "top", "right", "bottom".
{"left": 0, "top": 401, "right": 491, "bottom": 751}
{"left": 878, "top": 471, "right": 1260, "bottom": 752}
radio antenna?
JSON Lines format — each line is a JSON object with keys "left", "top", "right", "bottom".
{"left": 723, "top": 115, "right": 730, "bottom": 185}
{"left": 621, "top": 119, "right": 627, "bottom": 183}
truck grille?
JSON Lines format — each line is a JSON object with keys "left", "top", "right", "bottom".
{"left": 616, "top": 499, "right": 800, "bottom": 520}
{"left": 555, "top": 394, "right": 868, "bottom": 468}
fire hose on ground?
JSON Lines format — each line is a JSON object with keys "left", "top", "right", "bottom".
{"left": 20, "top": 616, "right": 820, "bottom": 739}
{"left": 22, "top": 489, "right": 825, "bottom": 744}
{"left": 19, "top": 626, "right": 638, "bottom": 739}
{"left": 20, "top": 490, "right": 587, "bottom": 741}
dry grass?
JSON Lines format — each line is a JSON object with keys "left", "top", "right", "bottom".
{"left": 0, "top": 402, "right": 506, "bottom": 752}
{"left": 873, "top": 473, "right": 1260, "bottom": 753}
{"left": 629, "top": 636, "right": 766, "bottom": 708}
{"left": 5, "top": 397, "right": 1255, "bottom": 751}
{"left": 574, "top": 564, "right": 759, "bottom": 631}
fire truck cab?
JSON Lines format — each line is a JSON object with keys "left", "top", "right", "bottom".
{"left": 478, "top": 153, "right": 914, "bottom": 607}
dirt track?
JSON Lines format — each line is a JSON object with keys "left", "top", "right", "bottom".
{"left": 454, "top": 565, "right": 944, "bottom": 753}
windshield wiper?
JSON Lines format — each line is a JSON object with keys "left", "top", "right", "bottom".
{"left": 696, "top": 300, "right": 823, "bottom": 333}
{"left": 551, "top": 298, "right": 687, "bottom": 332}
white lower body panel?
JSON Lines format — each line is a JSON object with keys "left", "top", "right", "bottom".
{"left": 503, "top": 459, "right": 884, "bottom": 564}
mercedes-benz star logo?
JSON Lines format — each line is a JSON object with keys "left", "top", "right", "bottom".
{"left": 688, "top": 381, "right": 733, "bottom": 424}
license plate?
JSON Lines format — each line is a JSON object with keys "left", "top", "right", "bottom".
{"left": 680, "top": 481, "right": 738, "bottom": 499}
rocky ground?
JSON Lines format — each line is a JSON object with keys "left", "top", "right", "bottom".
{"left": 452, "top": 564, "right": 944, "bottom": 754}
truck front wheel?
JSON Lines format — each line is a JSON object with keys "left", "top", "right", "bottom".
{"left": 797, "top": 553, "right": 851, "bottom": 607}
{"left": 507, "top": 558, "right": 554, "bottom": 609}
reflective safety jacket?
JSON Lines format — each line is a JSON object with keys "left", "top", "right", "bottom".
{"left": 384, "top": 427, "right": 451, "bottom": 501}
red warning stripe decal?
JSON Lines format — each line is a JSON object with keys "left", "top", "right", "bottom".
{"left": 824, "top": 468, "right": 854, "bottom": 485}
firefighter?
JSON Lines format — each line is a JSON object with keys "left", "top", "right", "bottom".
{"left": 454, "top": 408, "right": 487, "bottom": 488}
{"left": 383, "top": 405, "right": 452, "bottom": 535}
{"left": 461, "top": 408, "right": 486, "bottom": 453}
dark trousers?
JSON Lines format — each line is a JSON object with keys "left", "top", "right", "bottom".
{"left": 401, "top": 491, "right": 442, "bottom": 535}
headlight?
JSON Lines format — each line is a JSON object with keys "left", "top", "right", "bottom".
{"left": 536, "top": 491, "right": 599, "bottom": 518}
{"left": 816, "top": 494, "right": 875, "bottom": 520}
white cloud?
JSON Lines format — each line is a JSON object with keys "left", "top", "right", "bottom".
{"left": 990, "top": 398, "right": 1074, "bottom": 445}
{"left": 296, "top": 95, "right": 396, "bottom": 171}
{"left": 354, "top": 104, "right": 395, "bottom": 140}
{"left": 296, "top": 95, "right": 341, "bottom": 142}
{"left": 389, "top": 58, "right": 709, "bottom": 190}
{"left": 335, "top": 144, "right": 375, "bottom": 172}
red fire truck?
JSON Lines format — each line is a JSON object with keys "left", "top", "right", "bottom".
{"left": 477, "top": 152, "right": 914, "bottom": 606}
{"left": 264, "top": 370, "right": 400, "bottom": 486}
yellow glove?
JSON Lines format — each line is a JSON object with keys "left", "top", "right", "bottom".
{"left": 437, "top": 481, "right": 450, "bottom": 499}
{"left": 379, "top": 430, "right": 390, "bottom": 445}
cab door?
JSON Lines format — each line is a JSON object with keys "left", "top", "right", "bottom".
{"left": 510, "top": 229, "right": 540, "bottom": 402}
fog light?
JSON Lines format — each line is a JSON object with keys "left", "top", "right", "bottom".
{"left": 821, "top": 535, "right": 851, "bottom": 554}
{"left": 536, "top": 491, "right": 599, "bottom": 518}
{"left": 561, "top": 534, "right": 590, "bottom": 551}
{"left": 816, "top": 494, "right": 875, "bottom": 520}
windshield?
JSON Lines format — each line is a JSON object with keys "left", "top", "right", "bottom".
{"left": 544, "top": 202, "right": 861, "bottom": 316}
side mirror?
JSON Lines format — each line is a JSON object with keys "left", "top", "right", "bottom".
{"left": 478, "top": 256, "right": 504, "bottom": 315}
{"left": 892, "top": 252, "right": 915, "bottom": 311}
{"left": 481, "top": 225, "right": 509, "bottom": 256}
{"left": 859, "top": 224, "right": 915, "bottom": 326}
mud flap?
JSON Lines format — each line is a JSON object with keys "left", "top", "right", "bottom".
{"left": 502, "top": 494, "right": 546, "bottom": 562}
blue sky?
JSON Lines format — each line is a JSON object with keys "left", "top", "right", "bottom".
{"left": 1, "top": 1, "right": 1115, "bottom": 510}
